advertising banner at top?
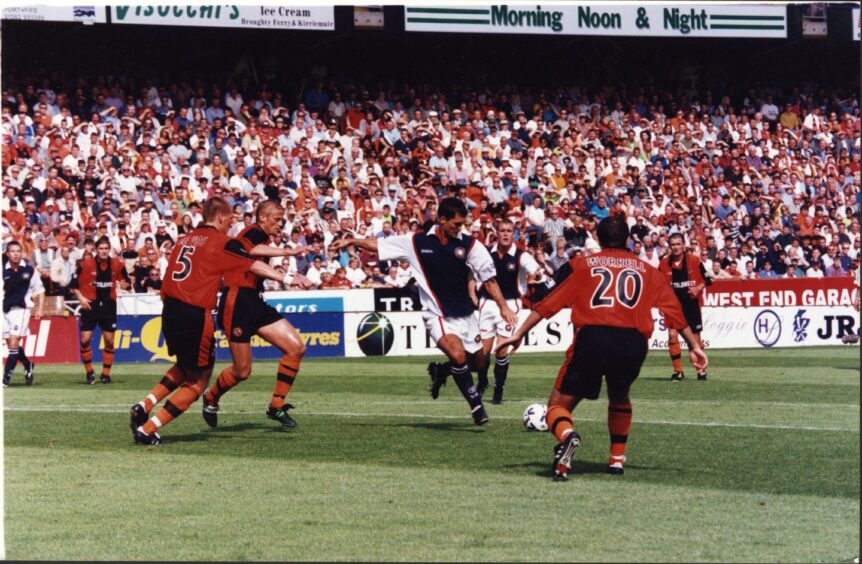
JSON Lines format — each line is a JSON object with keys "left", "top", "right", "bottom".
{"left": 853, "top": 6, "right": 860, "bottom": 41}
{"left": 2, "top": 5, "right": 106, "bottom": 23}
{"left": 110, "top": 5, "right": 334, "bottom": 30}
{"left": 405, "top": 4, "right": 787, "bottom": 38}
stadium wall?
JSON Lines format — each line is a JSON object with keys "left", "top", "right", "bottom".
{"left": 3, "top": 279, "right": 857, "bottom": 364}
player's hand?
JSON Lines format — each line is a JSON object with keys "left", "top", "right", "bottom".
{"left": 689, "top": 348, "right": 708, "bottom": 373}
{"left": 500, "top": 305, "right": 517, "bottom": 327}
{"left": 495, "top": 334, "right": 523, "bottom": 355}
{"left": 34, "top": 309, "right": 43, "bottom": 320}
{"left": 687, "top": 284, "right": 703, "bottom": 298}
{"left": 118, "top": 280, "right": 131, "bottom": 291}
{"left": 329, "top": 238, "right": 349, "bottom": 253}
{"left": 79, "top": 296, "right": 92, "bottom": 311}
{"left": 291, "top": 273, "right": 313, "bottom": 290}
{"left": 284, "top": 245, "right": 311, "bottom": 257}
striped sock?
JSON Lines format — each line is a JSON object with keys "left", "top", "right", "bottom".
{"left": 493, "top": 355, "right": 510, "bottom": 390}
{"left": 450, "top": 363, "right": 481, "bottom": 409}
{"left": 140, "top": 366, "right": 184, "bottom": 413}
{"left": 4, "top": 349, "right": 19, "bottom": 380}
{"left": 205, "top": 366, "right": 240, "bottom": 404}
{"left": 101, "top": 347, "right": 115, "bottom": 377}
{"left": 140, "top": 380, "right": 202, "bottom": 435}
{"left": 547, "top": 405, "right": 575, "bottom": 443}
{"left": 80, "top": 342, "right": 94, "bottom": 374}
{"left": 270, "top": 353, "right": 301, "bottom": 410}
{"left": 668, "top": 337, "right": 683, "bottom": 374}
{"left": 608, "top": 402, "right": 633, "bottom": 465}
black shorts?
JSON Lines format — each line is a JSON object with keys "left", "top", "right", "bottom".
{"left": 79, "top": 299, "right": 118, "bottom": 332}
{"left": 162, "top": 297, "right": 215, "bottom": 370}
{"left": 217, "top": 287, "right": 283, "bottom": 343}
{"left": 555, "top": 325, "right": 648, "bottom": 400}
{"left": 679, "top": 299, "right": 703, "bottom": 333}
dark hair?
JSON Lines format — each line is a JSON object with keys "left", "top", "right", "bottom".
{"left": 596, "top": 216, "right": 630, "bottom": 249}
{"left": 437, "top": 197, "right": 467, "bottom": 221}
{"left": 95, "top": 236, "right": 111, "bottom": 248}
{"left": 668, "top": 233, "right": 685, "bottom": 243}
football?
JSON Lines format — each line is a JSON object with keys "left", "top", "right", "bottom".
{"left": 522, "top": 403, "right": 548, "bottom": 432}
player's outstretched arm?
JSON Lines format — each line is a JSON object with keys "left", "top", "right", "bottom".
{"left": 495, "top": 310, "right": 543, "bottom": 355}
{"left": 250, "top": 260, "right": 312, "bottom": 289}
{"left": 331, "top": 236, "right": 378, "bottom": 254}
{"left": 249, "top": 244, "right": 311, "bottom": 258}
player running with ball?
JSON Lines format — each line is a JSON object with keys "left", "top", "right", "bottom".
{"left": 332, "top": 197, "right": 516, "bottom": 425}
{"left": 497, "top": 216, "right": 708, "bottom": 480}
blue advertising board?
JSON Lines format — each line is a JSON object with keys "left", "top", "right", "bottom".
{"left": 92, "top": 312, "right": 345, "bottom": 363}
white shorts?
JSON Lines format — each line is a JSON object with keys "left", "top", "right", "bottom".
{"left": 478, "top": 297, "right": 522, "bottom": 340}
{"left": 423, "top": 312, "right": 482, "bottom": 354}
{"left": 3, "top": 308, "right": 31, "bottom": 339}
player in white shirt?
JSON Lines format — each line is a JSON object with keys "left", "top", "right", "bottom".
{"left": 332, "top": 198, "right": 516, "bottom": 425}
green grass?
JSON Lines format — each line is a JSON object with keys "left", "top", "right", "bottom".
{"left": 4, "top": 347, "right": 860, "bottom": 561}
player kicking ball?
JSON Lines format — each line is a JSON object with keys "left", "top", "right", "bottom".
{"left": 333, "top": 198, "right": 516, "bottom": 425}
{"left": 497, "top": 216, "right": 707, "bottom": 479}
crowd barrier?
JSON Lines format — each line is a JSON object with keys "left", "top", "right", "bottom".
{"left": 3, "top": 279, "right": 858, "bottom": 364}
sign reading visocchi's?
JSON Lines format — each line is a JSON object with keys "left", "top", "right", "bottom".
{"left": 111, "top": 5, "right": 334, "bottom": 30}
{"left": 405, "top": 4, "right": 787, "bottom": 38}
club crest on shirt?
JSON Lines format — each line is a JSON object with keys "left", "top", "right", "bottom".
{"left": 474, "top": 335, "right": 481, "bottom": 343}
{"left": 22, "top": 273, "right": 30, "bottom": 279}
{"left": 455, "top": 247, "right": 466, "bottom": 259}
{"left": 506, "top": 262, "right": 517, "bottom": 271}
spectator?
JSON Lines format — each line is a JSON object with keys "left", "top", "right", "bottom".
{"left": 49, "top": 244, "right": 75, "bottom": 296}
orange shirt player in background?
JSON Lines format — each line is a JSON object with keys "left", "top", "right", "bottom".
{"left": 496, "top": 216, "right": 707, "bottom": 480}
{"left": 128, "top": 197, "right": 295, "bottom": 445}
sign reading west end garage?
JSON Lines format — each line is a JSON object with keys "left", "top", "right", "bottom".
{"left": 405, "top": 4, "right": 787, "bottom": 38}
{"left": 110, "top": 5, "right": 334, "bottom": 30}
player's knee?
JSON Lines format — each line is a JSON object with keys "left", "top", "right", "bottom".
{"left": 235, "top": 366, "right": 252, "bottom": 380}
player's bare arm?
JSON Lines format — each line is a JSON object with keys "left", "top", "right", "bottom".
{"left": 331, "top": 236, "right": 379, "bottom": 254}
{"left": 249, "top": 260, "right": 312, "bottom": 289}
{"left": 249, "top": 244, "right": 311, "bottom": 258}
{"left": 496, "top": 310, "right": 543, "bottom": 355}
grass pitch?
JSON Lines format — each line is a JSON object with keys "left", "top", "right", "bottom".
{"left": 3, "top": 347, "right": 860, "bottom": 561}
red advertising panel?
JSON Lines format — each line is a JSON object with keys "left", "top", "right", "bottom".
{"left": 2, "top": 316, "right": 80, "bottom": 363}
{"left": 703, "top": 278, "right": 858, "bottom": 307}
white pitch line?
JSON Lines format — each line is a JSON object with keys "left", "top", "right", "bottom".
{"left": 2, "top": 405, "right": 857, "bottom": 433}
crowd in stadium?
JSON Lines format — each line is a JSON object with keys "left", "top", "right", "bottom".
{"left": 2, "top": 75, "right": 860, "bottom": 296}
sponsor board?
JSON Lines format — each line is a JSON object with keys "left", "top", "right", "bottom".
{"left": 0, "top": 317, "right": 80, "bottom": 363}
{"left": 110, "top": 5, "right": 334, "bottom": 30}
{"left": 703, "top": 278, "right": 857, "bottom": 307}
{"left": 405, "top": 4, "right": 787, "bottom": 38}
{"left": 117, "top": 289, "right": 373, "bottom": 316}
{"left": 373, "top": 287, "right": 422, "bottom": 312}
{"left": 346, "top": 306, "right": 859, "bottom": 357}
{"left": 89, "top": 313, "right": 344, "bottom": 363}
{"left": 345, "top": 310, "right": 572, "bottom": 357}
{"left": 3, "top": 5, "right": 106, "bottom": 23}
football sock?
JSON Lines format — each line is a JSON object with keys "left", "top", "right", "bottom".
{"left": 140, "top": 366, "right": 184, "bottom": 413}
{"left": 17, "top": 347, "right": 31, "bottom": 368}
{"left": 450, "top": 363, "right": 481, "bottom": 409}
{"left": 4, "top": 348, "right": 19, "bottom": 379}
{"left": 270, "top": 353, "right": 301, "bottom": 409}
{"left": 668, "top": 336, "right": 683, "bottom": 374}
{"left": 80, "top": 342, "right": 94, "bottom": 374}
{"left": 205, "top": 366, "right": 240, "bottom": 404}
{"left": 476, "top": 364, "right": 489, "bottom": 392}
{"left": 493, "top": 355, "right": 510, "bottom": 391}
{"left": 547, "top": 405, "right": 575, "bottom": 443}
{"left": 608, "top": 402, "right": 633, "bottom": 465}
{"left": 101, "top": 346, "right": 115, "bottom": 377}
{"left": 140, "top": 379, "right": 204, "bottom": 435}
